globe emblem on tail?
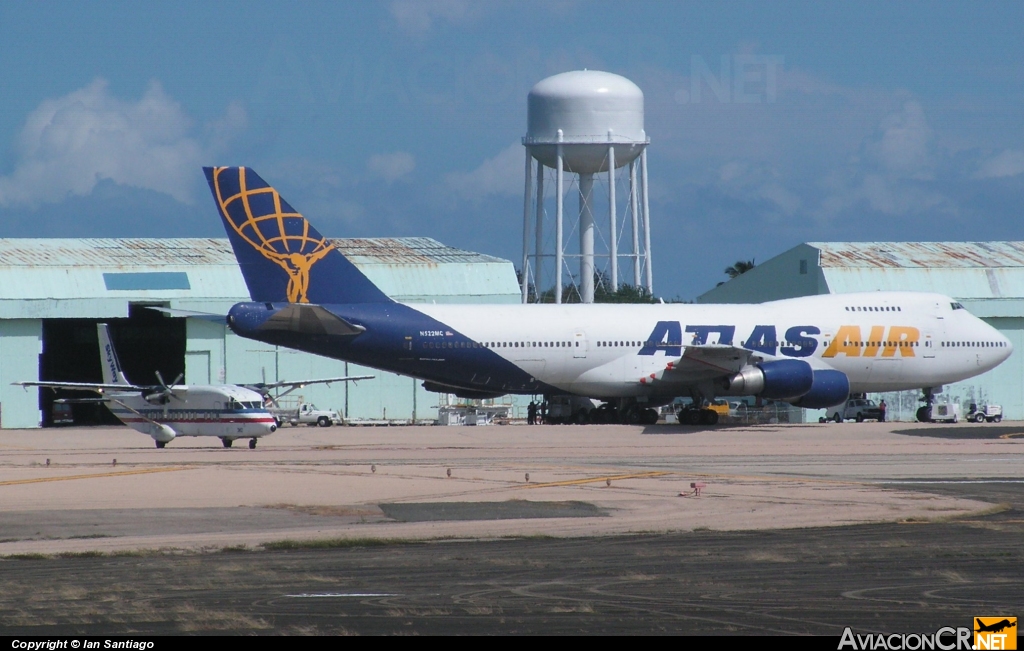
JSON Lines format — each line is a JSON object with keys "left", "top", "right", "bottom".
{"left": 210, "top": 166, "right": 334, "bottom": 303}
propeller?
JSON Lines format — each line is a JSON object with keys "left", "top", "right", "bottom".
{"left": 144, "top": 371, "right": 185, "bottom": 407}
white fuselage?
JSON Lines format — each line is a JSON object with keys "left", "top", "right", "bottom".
{"left": 410, "top": 291, "right": 1011, "bottom": 398}
{"left": 106, "top": 385, "right": 277, "bottom": 443}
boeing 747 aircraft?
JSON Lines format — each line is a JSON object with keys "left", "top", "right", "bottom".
{"left": 204, "top": 167, "right": 1012, "bottom": 425}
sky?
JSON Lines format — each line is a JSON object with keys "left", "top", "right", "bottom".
{"left": 0, "top": 1, "right": 1022, "bottom": 300}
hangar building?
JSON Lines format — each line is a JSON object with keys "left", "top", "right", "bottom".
{"left": 0, "top": 238, "right": 520, "bottom": 429}
{"left": 697, "top": 242, "right": 1024, "bottom": 420}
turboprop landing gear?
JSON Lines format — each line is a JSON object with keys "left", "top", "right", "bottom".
{"left": 249, "top": 438, "right": 257, "bottom": 449}
{"left": 155, "top": 440, "right": 166, "bottom": 449}
{"left": 221, "top": 438, "right": 233, "bottom": 448}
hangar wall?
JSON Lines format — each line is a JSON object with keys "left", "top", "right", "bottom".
{"left": 0, "top": 320, "right": 42, "bottom": 429}
{"left": 0, "top": 238, "right": 520, "bottom": 429}
{"left": 698, "top": 242, "right": 1024, "bottom": 420}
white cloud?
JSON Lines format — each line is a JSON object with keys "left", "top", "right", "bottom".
{"left": 974, "top": 150, "right": 1024, "bottom": 179}
{"left": 367, "top": 151, "right": 416, "bottom": 182}
{"left": 389, "top": 0, "right": 476, "bottom": 34}
{"left": 864, "top": 100, "right": 934, "bottom": 178}
{"left": 815, "top": 101, "right": 947, "bottom": 220}
{"left": 716, "top": 160, "right": 802, "bottom": 216}
{"left": 0, "top": 79, "right": 246, "bottom": 208}
{"left": 445, "top": 142, "right": 524, "bottom": 200}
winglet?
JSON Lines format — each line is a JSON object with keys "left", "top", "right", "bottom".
{"left": 204, "top": 166, "right": 392, "bottom": 305}
{"left": 97, "top": 324, "right": 130, "bottom": 385}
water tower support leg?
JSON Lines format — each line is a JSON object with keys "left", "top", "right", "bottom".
{"left": 630, "top": 160, "right": 641, "bottom": 287}
{"left": 608, "top": 145, "right": 617, "bottom": 292}
{"left": 522, "top": 151, "right": 533, "bottom": 303}
{"left": 555, "top": 143, "right": 564, "bottom": 304}
{"left": 535, "top": 163, "right": 544, "bottom": 300}
{"left": 579, "top": 172, "right": 595, "bottom": 303}
{"left": 641, "top": 148, "right": 653, "bottom": 294}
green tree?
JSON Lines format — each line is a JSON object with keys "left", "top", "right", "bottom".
{"left": 532, "top": 272, "right": 658, "bottom": 304}
{"left": 724, "top": 259, "right": 756, "bottom": 279}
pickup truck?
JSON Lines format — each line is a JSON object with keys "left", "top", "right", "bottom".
{"left": 271, "top": 403, "right": 342, "bottom": 427}
{"left": 824, "top": 398, "right": 884, "bottom": 423}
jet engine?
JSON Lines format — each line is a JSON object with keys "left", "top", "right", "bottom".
{"left": 789, "top": 369, "right": 850, "bottom": 409}
{"left": 719, "top": 360, "right": 814, "bottom": 400}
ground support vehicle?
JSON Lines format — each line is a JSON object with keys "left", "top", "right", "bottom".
{"left": 923, "top": 402, "right": 961, "bottom": 423}
{"left": 966, "top": 403, "right": 1002, "bottom": 423}
{"left": 824, "top": 398, "right": 884, "bottom": 423}
{"left": 271, "top": 402, "right": 342, "bottom": 427}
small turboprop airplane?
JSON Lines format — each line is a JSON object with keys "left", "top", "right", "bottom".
{"left": 17, "top": 324, "right": 281, "bottom": 449}
{"left": 203, "top": 166, "right": 1013, "bottom": 425}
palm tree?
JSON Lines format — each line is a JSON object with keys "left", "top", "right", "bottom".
{"left": 724, "top": 259, "right": 756, "bottom": 279}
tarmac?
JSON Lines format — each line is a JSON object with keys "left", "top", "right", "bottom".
{"left": 1, "top": 420, "right": 1021, "bottom": 634}
{"left": 1, "top": 420, "right": 1021, "bottom": 553}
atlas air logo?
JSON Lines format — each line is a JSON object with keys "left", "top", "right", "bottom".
{"left": 640, "top": 322, "right": 920, "bottom": 358}
{"left": 211, "top": 166, "right": 333, "bottom": 304}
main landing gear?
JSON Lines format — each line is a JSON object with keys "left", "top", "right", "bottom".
{"left": 916, "top": 387, "right": 935, "bottom": 423}
{"left": 155, "top": 440, "right": 166, "bottom": 449}
{"left": 678, "top": 408, "right": 719, "bottom": 426}
{"left": 587, "top": 401, "right": 659, "bottom": 425}
{"left": 221, "top": 437, "right": 258, "bottom": 449}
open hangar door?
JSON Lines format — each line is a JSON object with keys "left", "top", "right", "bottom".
{"left": 38, "top": 306, "right": 186, "bottom": 427}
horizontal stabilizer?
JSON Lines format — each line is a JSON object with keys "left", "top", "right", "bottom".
{"left": 258, "top": 304, "right": 366, "bottom": 336}
{"left": 145, "top": 307, "right": 227, "bottom": 323}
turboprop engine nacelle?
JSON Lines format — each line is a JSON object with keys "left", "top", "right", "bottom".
{"left": 720, "top": 360, "right": 815, "bottom": 400}
{"left": 144, "top": 391, "right": 171, "bottom": 405}
{"left": 150, "top": 423, "right": 176, "bottom": 443}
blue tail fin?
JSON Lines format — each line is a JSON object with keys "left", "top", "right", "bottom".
{"left": 204, "top": 166, "right": 391, "bottom": 304}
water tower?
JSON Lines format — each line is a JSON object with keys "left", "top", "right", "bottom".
{"left": 521, "top": 70, "right": 653, "bottom": 303}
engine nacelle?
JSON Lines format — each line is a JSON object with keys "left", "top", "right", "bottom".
{"left": 144, "top": 391, "right": 171, "bottom": 405}
{"left": 789, "top": 369, "right": 850, "bottom": 409}
{"left": 150, "top": 423, "right": 176, "bottom": 443}
{"left": 720, "top": 360, "right": 814, "bottom": 400}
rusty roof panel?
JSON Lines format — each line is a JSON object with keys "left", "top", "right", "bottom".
{"left": 0, "top": 237, "right": 519, "bottom": 304}
{"left": 0, "top": 237, "right": 504, "bottom": 268}
{"left": 810, "top": 241, "right": 1024, "bottom": 269}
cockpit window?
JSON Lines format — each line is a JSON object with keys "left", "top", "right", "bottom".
{"left": 951, "top": 302, "right": 965, "bottom": 310}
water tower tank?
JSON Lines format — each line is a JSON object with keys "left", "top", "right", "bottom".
{"left": 526, "top": 70, "right": 646, "bottom": 174}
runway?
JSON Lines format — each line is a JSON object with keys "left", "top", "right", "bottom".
{"left": 0, "top": 421, "right": 1021, "bottom": 634}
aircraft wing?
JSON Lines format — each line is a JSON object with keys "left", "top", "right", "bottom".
{"left": 674, "top": 344, "right": 754, "bottom": 375}
{"left": 244, "top": 375, "right": 374, "bottom": 400}
{"left": 14, "top": 381, "right": 149, "bottom": 393}
{"left": 251, "top": 375, "right": 374, "bottom": 391}
{"left": 14, "top": 381, "right": 189, "bottom": 406}
{"left": 640, "top": 344, "right": 755, "bottom": 386}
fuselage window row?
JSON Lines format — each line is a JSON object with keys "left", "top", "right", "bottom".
{"left": 844, "top": 306, "right": 903, "bottom": 312}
